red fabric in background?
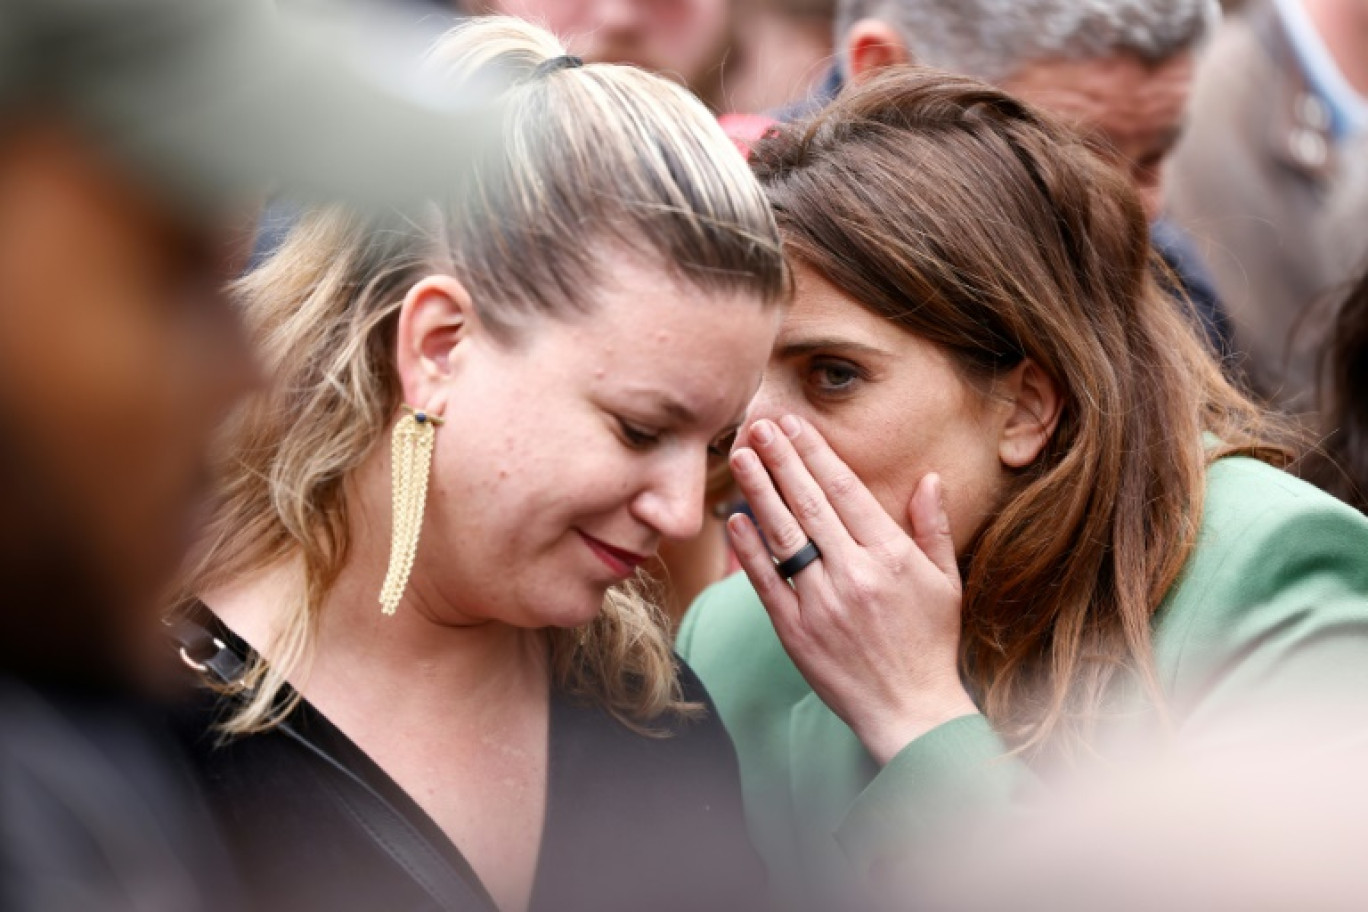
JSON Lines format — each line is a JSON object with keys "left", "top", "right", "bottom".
{"left": 717, "top": 113, "right": 778, "bottom": 159}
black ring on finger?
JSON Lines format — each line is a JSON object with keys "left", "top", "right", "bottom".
{"left": 775, "top": 539, "right": 821, "bottom": 580}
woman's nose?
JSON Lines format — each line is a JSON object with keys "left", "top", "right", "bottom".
{"left": 593, "top": 0, "right": 644, "bottom": 34}
{"left": 635, "top": 450, "right": 708, "bottom": 542}
{"left": 734, "top": 380, "right": 783, "bottom": 452}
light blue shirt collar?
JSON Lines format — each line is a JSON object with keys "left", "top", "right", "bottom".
{"left": 1272, "top": 0, "right": 1368, "bottom": 139}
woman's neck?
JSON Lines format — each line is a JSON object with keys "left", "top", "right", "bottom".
{"left": 204, "top": 452, "right": 551, "bottom": 716}
{"left": 206, "top": 555, "right": 549, "bottom": 716}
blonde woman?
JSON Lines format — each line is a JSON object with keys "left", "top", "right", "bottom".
{"left": 168, "top": 18, "right": 786, "bottom": 912}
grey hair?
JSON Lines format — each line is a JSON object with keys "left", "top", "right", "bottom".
{"left": 836, "top": 0, "right": 1222, "bottom": 82}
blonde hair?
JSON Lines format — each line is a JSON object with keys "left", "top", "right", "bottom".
{"left": 182, "top": 17, "right": 786, "bottom": 736}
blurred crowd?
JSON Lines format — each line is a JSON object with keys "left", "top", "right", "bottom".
{"left": 1, "top": 0, "right": 1366, "bottom": 910}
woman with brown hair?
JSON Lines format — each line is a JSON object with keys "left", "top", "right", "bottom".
{"left": 170, "top": 16, "right": 785, "bottom": 912}
{"left": 677, "top": 67, "right": 1368, "bottom": 908}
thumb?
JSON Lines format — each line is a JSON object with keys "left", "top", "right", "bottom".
{"left": 907, "top": 473, "right": 960, "bottom": 586}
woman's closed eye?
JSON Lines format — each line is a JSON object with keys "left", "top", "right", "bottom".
{"left": 808, "top": 358, "right": 866, "bottom": 396}
{"left": 615, "top": 412, "right": 742, "bottom": 458}
{"left": 616, "top": 417, "right": 662, "bottom": 450}
{"left": 708, "top": 426, "right": 738, "bottom": 458}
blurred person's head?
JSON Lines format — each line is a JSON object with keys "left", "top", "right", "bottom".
{"left": 186, "top": 17, "right": 785, "bottom": 735}
{"left": 723, "top": 0, "right": 838, "bottom": 112}
{"left": 834, "top": 0, "right": 1221, "bottom": 220}
{"left": 0, "top": 0, "right": 500, "bottom": 690}
{"left": 468, "top": 0, "right": 733, "bottom": 108}
{"left": 745, "top": 68, "right": 1284, "bottom": 761}
{"left": 0, "top": 121, "right": 255, "bottom": 689}
{"left": 775, "top": 0, "right": 835, "bottom": 14}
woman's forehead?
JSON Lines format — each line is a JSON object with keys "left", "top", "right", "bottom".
{"left": 778, "top": 267, "right": 901, "bottom": 350}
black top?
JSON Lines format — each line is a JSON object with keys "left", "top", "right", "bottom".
{"left": 0, "top": 678, "right": 242, "bottom": 912}
{"left": 168, "top": 614, "right": 765, "bottom": 912}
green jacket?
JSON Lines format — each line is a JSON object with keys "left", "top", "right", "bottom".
{"left": 677, "top": 458, "right": 1368, "bottom": 907}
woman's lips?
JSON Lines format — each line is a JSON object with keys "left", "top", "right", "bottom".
{"left": 578, "top": 531, "right": 649, "bottom": 579}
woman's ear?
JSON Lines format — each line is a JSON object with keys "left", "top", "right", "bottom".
{"left": 845, "top": 19, "right": 912, "bottom": 84}
{"left": 997, "top": 359, "right": 1062, "bottom": 469}
{"left": 394, "top": 274, "right": 474, "bottom": 413}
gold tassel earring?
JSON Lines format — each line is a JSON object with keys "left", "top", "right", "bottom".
{"left": 379, "top": 405, "right": 444, "bottom": 616}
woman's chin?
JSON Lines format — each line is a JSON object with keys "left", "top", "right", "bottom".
{"left": 542, "top": 603, "right": 607, "bottom": 630}
{"left": 514, "top": 593, "right": 608, "bottom": 631}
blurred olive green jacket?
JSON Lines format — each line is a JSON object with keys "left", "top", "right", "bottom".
{"left": 677, "top": 458, "right": 1368, "bottom": 905}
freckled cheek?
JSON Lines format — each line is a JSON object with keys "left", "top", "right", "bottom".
{"left": 821, "top": 422, "right": 912, "bottom": 525}
{"left": 853, "top": 450, "right": 984, "bottom": 551}
{"left": 847, "top": 410, "right": 970, "bottom": 532}
{"left": 927, "top": 432, "right": 1014, "bottom": 554}
{"left": 481, "top": 441, "right": 642, "bottom": 529}
{"left": 856, "top": 463, "right": 923, "bottom": 535}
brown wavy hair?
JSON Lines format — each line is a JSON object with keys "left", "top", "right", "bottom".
{"left": 751, "top": 67, "right": 1293, "bottom": 762}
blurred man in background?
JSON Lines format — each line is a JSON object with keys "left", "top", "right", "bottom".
{"left": 453, "top": 0, "right": 839, "bottom": 116}
{"left": 1168, "top": 0, "right": 1368, "bottom": 416}
{"left": 723, "top": 0, "right": 837, "bottom": 113}
{"left": 819, "top": 0, "right": 1233, "bottom": 357}
{"left": 463, "top": 0, "right": 735, "bottom": 109}
{"left": 0, "top": 0, "right": 497, "bottom": 908}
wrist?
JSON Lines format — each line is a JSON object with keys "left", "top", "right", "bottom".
{"left": 858, "top": 691, "right": 980, "bottom": 767}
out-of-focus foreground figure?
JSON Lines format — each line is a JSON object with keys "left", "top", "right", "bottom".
{"left": 908, "top": 728, "right": 1368, "bottom": 911}
{"left": 1168, "top": 0, "right": 1368, "bottom": 415}
{"left": 0, "top": 0, "right": 498, "bottom": 908}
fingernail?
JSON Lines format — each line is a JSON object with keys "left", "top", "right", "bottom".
{"left": 779, "top": 415, "right": 801, "bottom": 439}
{"left": 732, "top": 448, "right": 760, "bottom": 473}
{"left": 751, "top": 420, "right": 775, "bottom": 446}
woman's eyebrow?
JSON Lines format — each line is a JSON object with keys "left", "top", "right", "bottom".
{"left": 775, "top": 337, "right": 887, "bottom": 359}
{"left": 619, "top": 389, "right": 701, "bottom": 425}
